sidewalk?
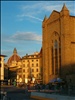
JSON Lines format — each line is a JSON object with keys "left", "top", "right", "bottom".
{"left": 31, "top": 92, "right": 75, "bottom": 100}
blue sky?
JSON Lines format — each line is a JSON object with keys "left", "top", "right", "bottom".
{"left": 1, "top": 1, "right": 75, "bottom": 62}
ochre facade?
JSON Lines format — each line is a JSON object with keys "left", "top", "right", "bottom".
{"left": 42, "top": 4, "right": 75, "bottom": 84}
{"left": 7, "top": 48, "right": 42, "bottom": 84}
{"left": 0, "top": 55, "right": 6, "bottom": 80}
{"left": 17, "top": 50, "right": 42, "bottom": 84}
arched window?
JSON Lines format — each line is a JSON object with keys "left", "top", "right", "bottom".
{"left": 54, "top": 40, "right": 58, "bottom": 75}
{"left": 51, "top": 47, "right": 54, "bottom": 74}
{"left": 54, "top": 40, "right": 58, "bottom": 49}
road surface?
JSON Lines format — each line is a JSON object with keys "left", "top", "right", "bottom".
{"left": 1, "top": 85, "right": 36, "bottom": 100}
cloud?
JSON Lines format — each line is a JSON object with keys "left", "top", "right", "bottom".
{"left": 17, "top": 1, "right": 75, "bottom": 21}
{"left": 18, "top": 14, "right": 43, "bottom": 21}
{"left": 20, "top": 2, "right": 61, "bottom": 13}
{"left": 19, "top": 2, "right": 65, "bottom": 13}
{"left": 4, "top": 31, "right": 42, "bottom": 43}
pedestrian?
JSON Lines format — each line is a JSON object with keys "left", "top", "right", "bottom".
{"left": 13, "top": 80, "right": 16, "bottom": 87}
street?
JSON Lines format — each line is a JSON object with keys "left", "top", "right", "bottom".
{"left": 0, "top": 86, "right": 36, "bottom": 100}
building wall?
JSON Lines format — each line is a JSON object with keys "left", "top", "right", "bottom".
{"left": 17, "top": 52, "right": 42, "bottom": 84}
{"left": 0, "top": 56, "right": 5, "bottom": 80}
{"left": 42, "top": 5, "right": 75, "bottom": 84}
{"left": 4, "top": 64, "right": 8, "bottom": 80}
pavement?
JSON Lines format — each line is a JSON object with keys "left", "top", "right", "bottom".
{"left": 1, "top": 85, "right": 75, "bottom": 100}
{"left": 0, "top": 85, "right": 36, "bottom": 100}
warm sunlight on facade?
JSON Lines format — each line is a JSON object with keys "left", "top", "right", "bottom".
{"left": 17, "top": 50, "right": 42, "bottom": 84}
{"left": 42, "top": 4, "right": 75, "bottom": 84}
{"left": 0, "top": 55, "right": 6, "bottom": 81}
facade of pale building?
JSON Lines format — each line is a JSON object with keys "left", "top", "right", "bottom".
{"left": 17, "top": 50, "right": 42, "bottom": 84}
{"left": 0, "top": 55, "right": 6, "bottom": 81}
{"left": 42, "top": 4, "right": 75, "bottom": 84}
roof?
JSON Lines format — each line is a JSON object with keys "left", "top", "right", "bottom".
{"left": 61, "top": 3, "right": 69, "bottom": 11}
{"left": 7, "top": 48, "right": 21, "bottom": 65}
{"left": 0, "top": 55, "right": 7, "bottom": 57}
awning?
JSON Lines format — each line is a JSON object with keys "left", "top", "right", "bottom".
{"left": 50, "top": 78, "right": 63, "bottom": 83}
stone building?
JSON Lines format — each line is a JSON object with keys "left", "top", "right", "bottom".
{"left": 4, "top": 63, "right": 9, "bottom": 80}
{"left": 17, "top": 49, "right": 42, "bottom": 84}
{"left": 7, "top": 48, "right": 21, "bottom": 70}
{"left": 42, "top": 4, "right": 75, "bottom": 84}
{"left": 0, "top": 55, "right": 7, "bottom": 81}
{"left": 7, "top": 48, "right": 21, "bottom": 82}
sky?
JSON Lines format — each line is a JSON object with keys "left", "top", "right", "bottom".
{"left": 1, "top": 1, "right": 75, "bottom": 62}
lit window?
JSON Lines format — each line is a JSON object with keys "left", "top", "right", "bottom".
{"left": 36, "top": 69, "right": 38, "bottom": 72}
{"left": 19, "top": 75, "right": 22, "bottom": 78}
{"left": 0, "top": 58, "right": 1, "bottom": 61}
{"left": 23, "top": 75, "right": 25, "bottom": 78}
{"left": 0, "top": 63, "right": 1, "bottom": 67}
{"left": 19, "top": 70, "right": 21, "bottom": 73}
{"left": 32, "top": 55, "right": 34, "bottom": 57}
{"left": 32, "top": 64, "right": 34, "bottom": 67}
{"left": 32, "top": 69, "right": 34, "bottom": 72}
{"left": 32, "top": 60, "right": 34, "bottom": 62}
{"left": 36, "top": 63, "right": 38, "bottom": 67}
{"left": 23, "top": 69, "right": 25, "bottom": 72}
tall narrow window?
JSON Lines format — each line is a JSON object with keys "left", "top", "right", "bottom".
{"left": 36, "top": 69, "right": 38, "bottom": 72}
{"left": 23, "top": 75, "right": 25, "bottom": 78}
{"left": 0, "top": 58, "right": 1, "bottom": 61}
{"left": 59, "top": 47, "right": 61, "bottom": 75}
{"left": 23, "top": 69, "right": 25, "bottom": 72}
{"left": 54, "top": 40, "right": 58, "bottom": 75}
{"left": 0, "top": 63, "right": 1, "bottom": 67}
{"left": 51, "top": 47, "right": 54, "bottom": 74}
{"left": 32, "top": 69, "right": 34, "bottom": 72}
{"left": 32, "top": 64, "right": 34, "bottom": 67}
{"left": 36, "top": 63, "right": 38, "bottom": 67}
{"left": 55, "top": 48, "right": 58, "bottom": 75}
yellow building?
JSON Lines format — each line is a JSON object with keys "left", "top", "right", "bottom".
{"left": 42, "top": 4, "right": 75, "bottom": 84}
{"left": 0, "top": 55, "right": 6, "bottom": 81}
{"left": 17, "top": 49, "right": 42, "bottom": 84}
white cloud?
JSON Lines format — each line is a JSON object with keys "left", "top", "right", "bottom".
{"left": 17, "top": 1, "right": 75, "bottom": 22}
{"left": 18, "top": 14, "right": 43, "bottom": 21}
{"left": 4, "top": 31, "right": 42, "bottom": 43}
